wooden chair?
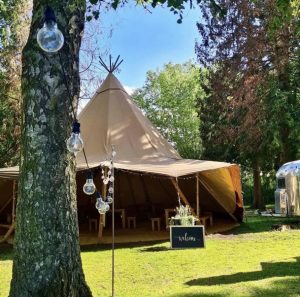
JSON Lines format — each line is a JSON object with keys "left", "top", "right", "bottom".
{"left": 151, "top": 218, "right": 161, "bottom": 231}
{"left": 127, "top": 216, "right": 136, "bottom": 229}
{"left": 198, "top": 212, "right": 213, "bottom": 227}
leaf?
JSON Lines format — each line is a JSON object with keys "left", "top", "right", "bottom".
{"left": 86, "top": 15, "right": 92, "bottom": 22}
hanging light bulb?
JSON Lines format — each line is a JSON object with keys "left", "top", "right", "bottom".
{"left": 37, "top": 6, "right": 64, "bottom": 53}
{"left": 83, "top": 171, "right": 96, "bottom": 195}
{"left": 67, "top": 121, "right": 84, "bottom": 153}
{"left": 107, "top": 196, "right": 113, "bottom": 204}
{"left": 95, "top": 192, "right": 109, "bottom": 214}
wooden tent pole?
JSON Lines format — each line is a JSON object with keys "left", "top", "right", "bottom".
{"left": 171, "top": 178, "right": 196, "bottom": 217}
{"left": 0, "top": 197, "right": 12, "bottom": 215}
{"left": 196, "top": 174, "right": 200, "bottom": 217}
{"left": 0, "top": 221, "right": 15, "bottom": 243}
{"left": 98, "top": 167, "right": 108, "bottom": 242}
{"left": 12, "top": 180, "right": 16, "bottom": 223}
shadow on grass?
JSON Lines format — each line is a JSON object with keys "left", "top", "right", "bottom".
{"left": 168, "top": 293, "right": 225, "bottom": 297}
{"left": 170, "top": 278, "right": 300, "bottom": 297}
{"left": 139, "top": 246, "right": 171, "bottom": 252}
{"left": 168, "top": 278, "right": 300, "bottom": 297}
{"left": 81, "top": 239, "right": 168, "bottom": 252}
{"left": 0, "top": 240, "right": 170, "bottom": 260}
{"left": 230, "top": 216, "right": 300, "bottom": 235}
{"left": 186, "top": 257, "right": 300, "bottom": 287}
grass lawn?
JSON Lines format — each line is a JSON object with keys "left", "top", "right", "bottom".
{"left": 1, "top": 215, "right": 300, "bottom": 297}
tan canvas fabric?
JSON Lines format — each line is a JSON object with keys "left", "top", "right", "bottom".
{"left": 76, "top": 73, "right": 181, "bottom": 166}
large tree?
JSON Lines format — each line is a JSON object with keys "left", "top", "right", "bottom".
{"left": 9, "top": 0, "right": 92, "bottom": 296}
{"left": 196, "top": 0, "right": 300, "bottom": 208}
{"left": 132, "top": 62, "right": 205, "bottom": 159}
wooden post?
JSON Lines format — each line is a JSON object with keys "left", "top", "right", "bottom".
{"left": 0, "top": 222, "right": 15, "bottom": 244}
{"left": 196, "top": 174, "right": 200, "bottom": 217}
{"left": 171, "top": 178, "right": 196, "bottom": 217}
{"left": 12, "top": 180, "right": 17, "bottom": 223}
{"left": 98, "top": 167, "right": 108, "bottom": 242}
{"left": 0, "top": 197, "right": 12, "bottom": 216}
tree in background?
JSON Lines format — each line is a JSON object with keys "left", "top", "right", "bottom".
{"left": 0, "top": 0, "right": 30, "bottom": 167}
{"left": 133, "top": 62, "right": 206, "bottom": 159}
{"left": 196, "top": 0, "right": 300, "bottom": 208}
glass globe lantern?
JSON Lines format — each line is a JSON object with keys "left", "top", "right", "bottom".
{"left": 37, "top": 6, "right": 64, "bottom": 53}
{"left": 83, "top": 171, "right": 96, "bottom": 195}
{"left": 67, "top": 121, "right": 84, "bottom": 153}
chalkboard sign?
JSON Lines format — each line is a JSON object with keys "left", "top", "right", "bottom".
{"left": 170, "top": 226, "right": 205, "bottom": 249}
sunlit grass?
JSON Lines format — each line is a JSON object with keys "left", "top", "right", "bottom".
{"left": 1, "top": 216, "right": 300, "bottom": 297}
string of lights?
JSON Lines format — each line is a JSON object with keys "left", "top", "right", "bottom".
{"left": 36, "top": 6, "right": 114, "bottom": 213}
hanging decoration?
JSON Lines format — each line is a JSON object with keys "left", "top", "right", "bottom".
{"left": 95, "top": 191, "right": 110, "bottom": 214}
{"left": 37, "top": 6, "right": 64, "bottom": 53}
{"left": 83, "top": 171, "right": 96, "bottom": 195}
{"left": 95, "top": 146, "right": 116, "bottom": 214}
{"left": 66, "top": 121, "right": 84, "bottom": 153}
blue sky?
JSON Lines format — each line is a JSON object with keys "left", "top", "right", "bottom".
{"left": 98, "top": 4, "right": 201, "bottom": 89}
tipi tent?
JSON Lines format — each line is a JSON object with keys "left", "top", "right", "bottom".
{"left": 0, "top": 72, "right": 243, "bottom": 243}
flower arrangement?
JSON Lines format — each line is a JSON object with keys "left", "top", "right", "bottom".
{"left": 170, "top": 205, "right": 198, "bottom": 226}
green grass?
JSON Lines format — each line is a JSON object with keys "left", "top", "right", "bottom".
{"left": 1, "top": 216, "right": 300, "bottom": 297}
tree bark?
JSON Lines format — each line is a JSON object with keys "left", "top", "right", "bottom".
{"left": 252, "top": 160, "right": 264, "bottom": 210}
{"left": 9, "top": 1, "right": 92, "bottom": 296}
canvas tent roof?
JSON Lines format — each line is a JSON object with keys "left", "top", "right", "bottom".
{"left": 0, "top": 73, "right": 236, "bottom": 179}
{"left": 0, "top": 72, "right": 244, "bottom": 240}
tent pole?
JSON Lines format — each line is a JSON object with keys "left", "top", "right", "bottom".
{"left": 196, "top": 174, "right": 200, "bottom": 217}
{"left": 12, "top": 180, "right": 16, "bottom": 223}
{"left": 0, "top": 221, "right": 15, "bottom": 244}
{"left": 98, "top": 167, "right": 108, "bottom": 242}
{"left": 0, "top": 197, "right": 12, "bottom": 216}
{"left": 171, "top": 178, "right": 196, "bottom": 217}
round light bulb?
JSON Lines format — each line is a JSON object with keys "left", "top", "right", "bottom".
{"left": 108, "top": 187, "right": 114, "bottom": 194}
{"left": 37, "top": 22, "right": 64, "bottom": 52}
{"left": 67, "top": 122, "right": 84, "bottom": 153}
{"left": 37, "top": 7, "right": 64, "bottom": 53}
{"left": 107, "top": 197, "right": 113, "bottom": 204}
{"left": 109, "top": 176, "right": 115, "bottom": 182}
{"left": 83, "top": 172, "right": 96, "bottom": 195}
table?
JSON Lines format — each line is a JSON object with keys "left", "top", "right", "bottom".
{"left": 165, "top": 208, "right": 176, "bottom": 229}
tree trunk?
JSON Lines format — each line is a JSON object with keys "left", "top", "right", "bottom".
{"left": 252, "top": 160, "right": 264, "bottom": 210}
{"left": 9, "top": 1, "right": 92, "bottom": 296}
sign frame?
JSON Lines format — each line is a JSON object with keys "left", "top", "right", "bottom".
{"left": 170, "top": 225, "right": 205, "bottom": 249}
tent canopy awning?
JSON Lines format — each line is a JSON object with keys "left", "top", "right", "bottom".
{"left": 77, "top": 158, "right": 236, "bottom": 177}
{"left": 0, "top": 159, "right": 236, "bottom": 179}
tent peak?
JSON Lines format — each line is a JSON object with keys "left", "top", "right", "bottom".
{"left": 99, "top": 54, "right": 123, "bottom": 73}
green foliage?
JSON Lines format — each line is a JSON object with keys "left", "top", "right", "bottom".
{"left": 196, "top": 0, "right": 300, "bottom": 207}
{"left": 0, "top": 0, "right": 27, "bottom": 167}
{"left": 86, "top": 0, "right": 219, "bottom": 23}
{"left": 132, "top": 62, "right": 205, "bottom": 159}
